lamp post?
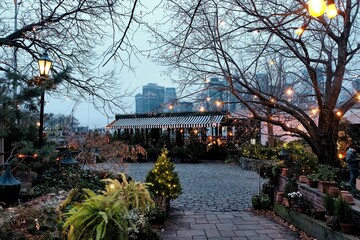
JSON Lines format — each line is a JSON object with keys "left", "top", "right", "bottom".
{"left": 38, "top": 50, "right": 52, "bottom": 149}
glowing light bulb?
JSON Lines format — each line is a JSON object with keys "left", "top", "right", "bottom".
{"left": 326, "top": 1, "right": 338, "bottom": 19}
{"left": 308, "top": 0, "right": 326, "bottom": 17}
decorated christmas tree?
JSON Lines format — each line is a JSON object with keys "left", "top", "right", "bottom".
{"left": 146, "top": 147, "right": 182, "bottom": 202}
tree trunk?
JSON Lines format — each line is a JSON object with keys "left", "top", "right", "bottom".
{"left": 267, "top": 122, "right": 275, "bottom": 147}
{"left": 314, "top": 109, "right": 340, "bottom": 166}
{"left": 0, "top": 138, "right": 3, "bottom": 165}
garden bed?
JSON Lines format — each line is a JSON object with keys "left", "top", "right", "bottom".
{"left": 274, "top": 204, "right": 360, "bottom": 240}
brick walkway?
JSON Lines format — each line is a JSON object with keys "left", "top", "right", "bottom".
{"left": 86, "top": 162, "right": 301, "bottom": 240}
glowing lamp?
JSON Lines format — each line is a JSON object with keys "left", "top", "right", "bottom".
{"left": 38, "top": 50, "right": 52, "bottom": 76}
{"left": 326, "top": 0, "right": 338, "bottom": 18}
{"left": 308, "top": 0, "right": 326, "bottom": 17}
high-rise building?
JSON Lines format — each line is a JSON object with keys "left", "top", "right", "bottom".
{"left": 142, "top": 83, "right": 165, "bottom": 113}
{"left": 164, "top": 87, "right": 177, "bottom": 103}
{"left": 135, "top": 93, "right": 143, "bottom": 114}
{"left": 163, "top": 87, "right": 177, "bottom": 112}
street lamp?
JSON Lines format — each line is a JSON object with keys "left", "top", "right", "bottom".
{"left": 38, "top": 50, "right": 52, "bottom": 149}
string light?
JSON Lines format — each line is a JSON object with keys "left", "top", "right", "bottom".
{"left": 326, "top": 0, "right": 338, "bottom": 18}
{"left": 295, "top": 26, "right": 306, "bottom": 36}
{"left": 308, "top": 0, "right": 326, "bottom": 17}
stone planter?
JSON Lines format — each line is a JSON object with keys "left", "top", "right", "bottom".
{"left": 298, "top": 175, "right": 307, "bottom": 183}
{"left": 342, "top": 193, "right": 355, "bottom": 205}
{"left": 276, "top": 192, "right": 284, "bottom": 204}
{"left": 339, "top": 222, "right": 355, "bottom": 234}
{"left": 282, "top": 197, "right": 290, "bottom": 208}
{"left": 327, "top": 186, "right": 340, "bottom": 198}
{"left": 306, "top": 179, "right": 318, "bottom": 188}
{"left": 281, "top": 168, "right": 289, "bottom": 177}
{"left": 317, "top": 181, "right": 337, "bottom": 194}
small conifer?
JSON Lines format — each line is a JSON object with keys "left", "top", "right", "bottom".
{"left": 146, "top": 147, "right": 182, "bottom": 200}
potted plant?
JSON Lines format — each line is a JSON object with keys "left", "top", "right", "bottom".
{"left": 316, "top": 164, "right": 339, "bottom": 194}
{"left": 306, "top": 173, "right": 318, "bottom": 188}
{"left": 293, "top": 196, "right": 310, "bottom": 214}
{"left": 322, "top": 193, "right": 335, "bottom": 216}
{"left": 149, "top": 196, "right": 168, "bottom": 224}
{"left": 334, "top": 197, "right": 355, "bottom": 234}
{"left": 283, "top": 178, "right": 298, "bottom": 208}
{"left": 146, "top": 148, "right": 182, "bottom": 213}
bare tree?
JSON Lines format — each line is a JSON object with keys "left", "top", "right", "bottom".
{"left": 0, "top": 0, "right": 146, "bottom": 115}
{"left": 153, "top": 0, "right": 360, "bottom": 165}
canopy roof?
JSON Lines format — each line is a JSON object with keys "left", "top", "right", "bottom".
{"left": 107, "top": 114, "right": 224, "bottom": 129}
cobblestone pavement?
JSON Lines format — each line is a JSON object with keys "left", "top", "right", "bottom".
{"left": 86, "top": 162, "right": 301, "bottom": 240}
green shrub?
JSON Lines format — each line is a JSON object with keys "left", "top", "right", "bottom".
{"left": 251, "top": 194, "right": 271, "bottom": 210}
{"left": 30, "top": 163, "right": 105, "bottom": 197}
{"left": 334, "top": 197, "right": 353, "bottom": 224}
{"left": 323, "top": 193, "right": 335, "bottom": 215}
{"left": 316, "top": 164, "right": 339, "bottom": 182}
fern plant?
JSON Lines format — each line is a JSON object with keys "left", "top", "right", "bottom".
{"left": 103, "top": 173, "right": 154, "bottom": 214}
{"left": 63, "top": 189, "right": 130, "bottom": 240}
{"left": 62, "top": 174, "right": 155, "bottom": 240}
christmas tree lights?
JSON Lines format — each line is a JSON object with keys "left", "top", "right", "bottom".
{"left": 146, "top": 147, "right": 182, "bottom": 201}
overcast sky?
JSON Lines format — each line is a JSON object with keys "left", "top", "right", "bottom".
{"left": 45, "top": 1, "right": 174, "bottom": 129}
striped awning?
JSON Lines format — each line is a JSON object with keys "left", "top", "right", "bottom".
{"left": 107, "top": 115, "right": 224, "bottom": 129}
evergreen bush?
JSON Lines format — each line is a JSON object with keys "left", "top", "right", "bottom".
{"left": 146, "top": 148, "right": 182, "bottom": 201}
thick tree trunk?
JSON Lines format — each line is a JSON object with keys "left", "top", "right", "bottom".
{"left": 317, "top": 137, "right": 339, "bottom": 166}
{"left": 313, "top": 109, "right": 340, "bottom": 166}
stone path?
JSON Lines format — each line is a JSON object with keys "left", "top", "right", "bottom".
{"left": 86, "top": 162, "right": 301, "bottom": 239}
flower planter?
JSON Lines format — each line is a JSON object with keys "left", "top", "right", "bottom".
{"left": 339, "top": 222, "right": 355, "bottom": 234}
{"left": 317, "top": 181, "right": 337, "bottom": 194}
{"left": 282, "top": 197, "right": 290, "bottom": 208}
{"left": 327, "top": 186, "right": 340, "bottom": 198}
{"left": 341, "top": 193, "right": 355, "bottom": 205}
{"left": 281, "top": 168, "right": 289, "bottom": 177}
{"left": 276, "top": 192, "right": 284, "bottom": 204}
{"left": 298, "top": 175, "right": 307, "bottom": 183}
{"left": 307, "top": 179, "right": 318, "bottom": 188}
